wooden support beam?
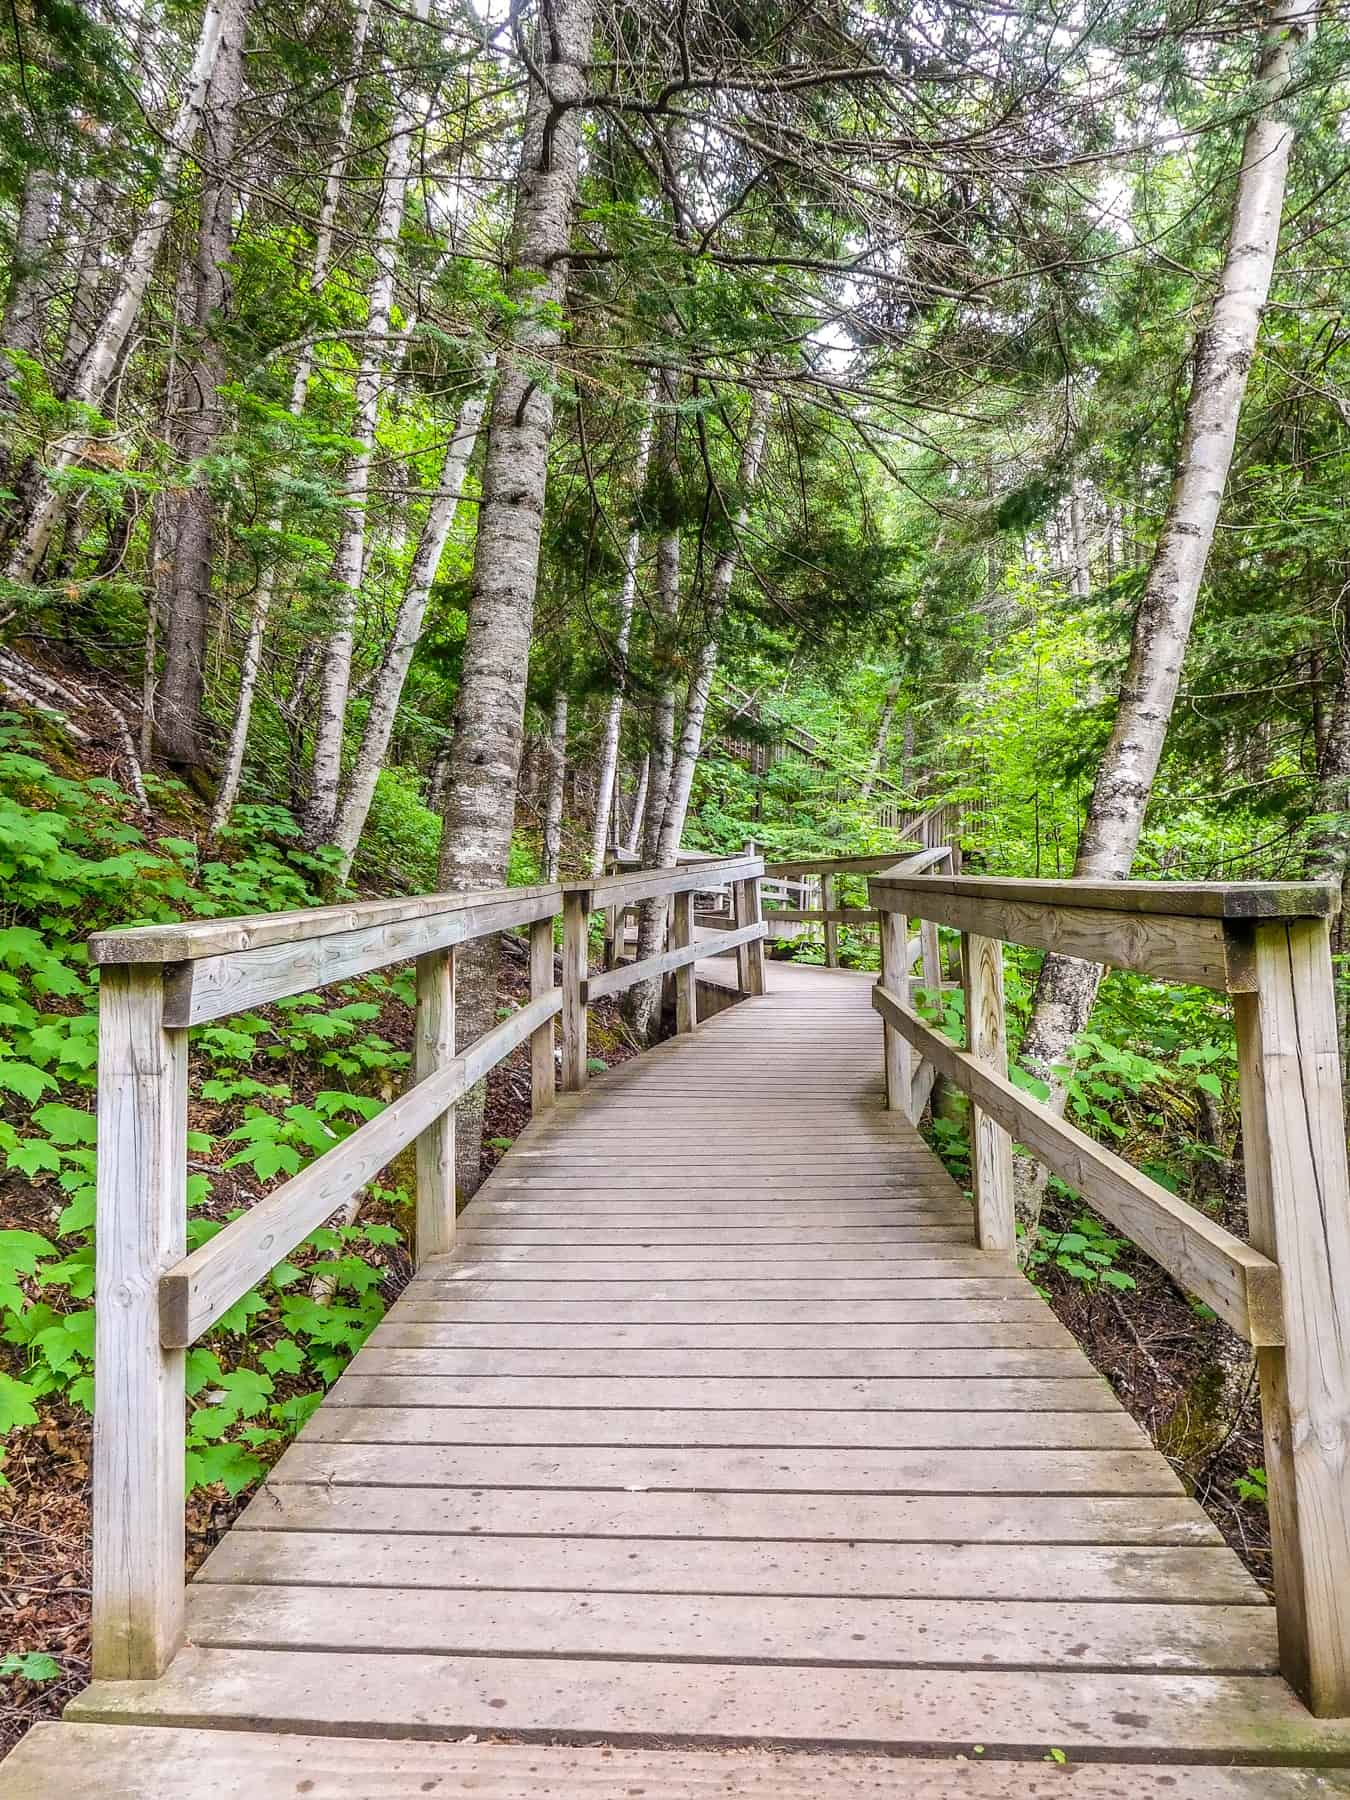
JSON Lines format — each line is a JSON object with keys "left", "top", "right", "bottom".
{"left": 961, "top": 933, "right": 1014, "bottom": 1256}
{"left": 529, "top": 917, "right": 556, "bottom": 1116}
{"left": 741, "top": 872, "right": 767, "bottom": 996}
{"left": 412, "top": 948, "right": 456, "bottom": 1265}
{"left": 93, "top": 966, "right": 187, "bottom": 1680}
{"left": 584, "top": 922, "right": 768, "bottom": 1003}
{"left": 879, "top": 910, "right": 912, "bottom": 1121}
{"left": 561, "top": 890, "right": 590, "bottom": 1092}
{"left": 1235, "top": 919, "right": 1350, "bottom": 1716}
{"left": 820, "top": 873, "right": 840, "bottom": 967}
{"left": 672, "top": 891, "right": 697, "bottom": 1033}
{"left": 159, "top": 992, "right": 561, "bottom": 1348}
{"left": 871, "top": 982, "right": 1283, "bottom": 1348}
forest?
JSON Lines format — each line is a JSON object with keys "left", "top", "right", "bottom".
{"left": 0, "top": 0, "right": 1347, "bottom": 1752}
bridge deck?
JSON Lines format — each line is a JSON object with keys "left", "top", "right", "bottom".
{"left": 6, "top": 960, "right": 1350, "bottom": 1794}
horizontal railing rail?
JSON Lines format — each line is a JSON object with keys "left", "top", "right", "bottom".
{"left": 87, "top": 852, "right": 766, "bottom": 1685}
{"left": 866, "top": 866, "right": 1350, "bottom": 1718}
{"left": 760, "top": 845, "right": 953, "bottom": 969}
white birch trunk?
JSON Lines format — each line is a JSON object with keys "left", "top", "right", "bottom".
{"left": 541, "top": 689, "right": 569, "bottom": 881}
{"left": 655, "top": 384, "right": 773, "bottom": 865}
{"left": 330, "top": 370, "right": 492, "bottom": 878}
{"left": 1013, "top": 0, "right": 1319, "bottom": 1246}
{"left": 858, "top": 677, "right": 900, "bottom": 807}
{"left": 588, "top": 387, "right": 656, "bottom": 876}
{"left": 207, "top": 0, "right": 374, "bottom": 836}
{"left": 623, "top": 755, "right": 648, "bottom": 855}
{"left": 434, "top": 0, "right": 593, "bottom": 1193}
{"left": 2, "top": 165, "right": 61, "bottom": 358}
{"left": 6, "top": 0, "right": 231, "bottom": 579}
{"left": 304, "top": 0, "right": 431, "bottom": 845}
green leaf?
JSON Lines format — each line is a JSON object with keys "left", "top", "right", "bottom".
{"left": 1195, "top": 1071, "right": 1224, "bottom": 1100}
{"left": 0, "top": 1651, "right": 60, "bottom": 1682}
{"left": 0, "top": 1061, "right": 58, "bottom": 1102}
{"left": 30, "top": 1103, "right": 95, "bottom": 1146}
{"left": 0, "top": 1371, "right": 39, "bottom": 1432}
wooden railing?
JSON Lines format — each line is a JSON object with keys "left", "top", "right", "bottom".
{"left": 86, "top": 853, "right": 766, "bottom": 1683}
{"left": 867, "top": 867, "right": 1350, "bottom": 1718}
{"left": 762, "top": 846, "right": 953, "bottom": 967}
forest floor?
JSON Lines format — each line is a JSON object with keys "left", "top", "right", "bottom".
{"left": 0, "top": 954, "right": 640, "bottom": 1755}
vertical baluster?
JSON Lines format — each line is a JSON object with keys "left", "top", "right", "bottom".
{"left": 529, "top": 915, "right": 556, "bottom": 1114}
{"left": 672, "top": 888, "right": 697, "bottom": 1033}
{"left": 92, "top": 965, "right": 187, "bottom": 1679}
{"left": 961, "top": 930, "right": 1014, "bottom": 1255}
{"left": 1233, "top": 917, "right": 1350, "bottom": 1715}
{"left": 561, "top": 888, "right": 589, "bottom": 1090}
{"left": 413, "top": 946, "right": 456, "bottom": 1263}
{"left": 821, "top": 871, "right": 839, "bottom": 967}
{"left": 742, "top": 869, "right": 766, "bottom": 996}
{"left": 879, "top": 906, "right": 913, "bottom": 1120}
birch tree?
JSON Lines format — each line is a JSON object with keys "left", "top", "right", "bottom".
{"left": 588, "top": 387, "right": 655, "bottom": 877}
{"left": 154, "top": 0, "right": 253, "bottom": 766}
{"left": 1013, "top": 0, "right": 1321, "bottom": 1245}
{"left": 208, "top": 0, "right": 375, "bottom": 836}
{"left": 541, "top": 689, "right": 568, "bottom": 880}
{"left": 434, "top": 0, "right": 593, "bottom": 1188}
{"left": 303, "top": 0, "right": 433, "bottom": 845}
{"left": 330, "top": 369, "right": 492, "bottom": 879}
{"left": 5, "top": 0, "right": 231, "bottom": 578}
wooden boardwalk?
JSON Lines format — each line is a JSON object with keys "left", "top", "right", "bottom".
{"left": 6, "top": 958, "right": 1350, "bottom": 1794}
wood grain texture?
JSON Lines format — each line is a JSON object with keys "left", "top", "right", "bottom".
{"left": 873, "top": 982, "right": 1283, "bottom": 1345}
{"left": 412, "top": 946, "right": 455, "bottom": 1264}
{"left": 91, "top": 967, "right": 187, "bottom": 1680}
{"left": 12, "top": 1725, "right": 1347, "bottom": 1799}
{"left": 962, "top": 932, "right": 1015, "bottom": 1254}
{"left": 583, "top": 919, "right": 766, "bottom": 1003}
{"left": 560, "top": 889, "right": 589, "bottom": 1092}
{"left": 159, "top": 990, "right": 561, "bottom": 1346}
{"left": 528, "top": 915, "right": 555, "bottom": 1115}
{"left": 1237, "top": 920, "right": 1350, "bottom": 1715}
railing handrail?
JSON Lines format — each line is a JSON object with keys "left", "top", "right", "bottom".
{"left": 867, "top": 863, "right": 1350, "bottom": 1718}
{"left": 88, "top": 853, "right": 769, "bottom": 1684}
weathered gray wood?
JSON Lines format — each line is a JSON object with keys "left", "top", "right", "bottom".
{"left": 159, "top": 889, "right": 563, "bottom": 1025}
{"left": 234, "top": 1484, "right": 1219, "bottom": 1546}
{"left": 671, "top": 889, "right": 696, "bottom": 1031}
{"left": 16, "top": 1725, "right": 1347, "bottom": 1798}
{"left": 300, "top": 1402, "right": 1146, "bottom": 1450}
{"left": 158, "top": 990, "right": 561, "bottom": 1346}
{"left": 70, "top": 1647, "right": 1350, "bottom": 1759}
{"left": 736, "top": 869, "right": 767, "bottom": 995}
{"left": 583, "top": 920, "right": 766, "bottom": 1003}
{"left": 88, "top": 880, "right": 567, "bottom": 964}
{"left": 872, "top": 983, "right": 1284, "bottom": 1346}
{"left": 274, "top": 1440, "right": 1185, "bottom": 1493}
{"left": 879, "top": 908, "right": 912, "bottom": 1118}
{"left": 582, "top": 853, "right": 762, "bottom": 910}
{"left": 872, "top": 873, "right": 1339, "bottom": 922}
{"left": 763, "top": 848, "right": 951, "bottom": 878}
{"left": 870, "top": 879, "right": 1248, "bottom": 991}
{"left": 412, "top": 946, "right": 455, "bottom": 1265}
{"left": 92, "top": 966, "right": 187, "bottom": 1681}
{"left": 962, "top": 932, "right": 1014, "bottom": 1255}
{"left": 1235, "top": 919, "right": 1350, "bottom": 1716}
{"left": 185, "top": 1583, "right": 1278, "bottom": 1673}
{"left": 204, "top": 1532, "right": 1259, "bottom": 1602}
{"left": 326, "top": 1374, "right": 1117, "bottom": 1412}
{"left": 358, "top": 1341, "right": 1085, "bottom": 1371}
{"left": 560, "top": 888, "right": 589, "bottom": 1092}
{"left": 528, "top": 915, "right": 556, "bottom": 1115}
{"left": 820, "top": 871, "right": 839, "bottom": 966}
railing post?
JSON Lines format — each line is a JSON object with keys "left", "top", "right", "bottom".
{"left": 1233, "top": 917, "right": 1350, "bottom": 1716}
{"left": 561, "top": 888, "right": 590, "bottom": 1090}
{"left": 744, "top": 870, "right": 766, "bottom": 996}
{"left": 821, "top": 871, "right": 839, "bottom": 967}
{"left": 93, "top": 964, "right": 187, "bottom": 1679}
{"left": 960, "top": 931, "right": 1015, "bottom": 1256}
{"left": 878, "top": 905, "right": 913, "bottom": 1120}
{"left": 413, "top": 947, "right": 456, "bottom": 1263}
{"left": 672, "top": 889, "right": 697, "bottom": 1033}
{"left": 529, "top": 915, "right": 557, "bottom": 1113}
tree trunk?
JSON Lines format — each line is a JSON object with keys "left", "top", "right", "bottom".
{"left": 541, "top": 689, "right": 569, "bottom": 880}
{"left": 655, "top": 383, "right": 773, "bottom": 866}
{"left": 2, "top": 164, "right": 60, "bottom": 359}
{"left": 1068, "top": 485, "right": 1091, "bottom": 601}
{"left": 207, "top": 0, "right": 374, "bottom": 836}
{"left": 5, "top": 0, "right": 231, "bottom": 579}
{"left": 304, "top": 0, "right": 431, "bottom": 845}
{"left": 330, "top": 369, "right": 492, "bottom": 879}
{"left": 434, "top": 0, "right": 592, "bottom": 1193}
{"left": 1012, "top": 0, "right": 1318, "bottom": 1251}
{"left": 154, "top": 0, "right": 251, "bottom": 767}
{"left": 623, "top": 755, "right": 649, "bottom": 855}
{"left": 588, "top": 387, "right": 656, "bottom": 876}
{"left": 623, "top": 386, "right": 682, "bottom": 1044}
{"left": 858, "top": 677, "right": 900, "bottom": 807}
